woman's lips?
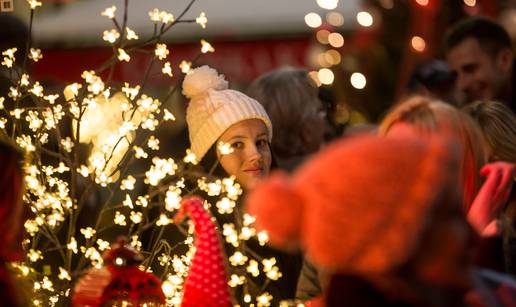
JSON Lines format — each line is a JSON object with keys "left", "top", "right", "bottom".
{"left": 243, "top": 168, "right": 263, "bottom": 175}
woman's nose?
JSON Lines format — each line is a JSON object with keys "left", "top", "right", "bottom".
{"left": 246, "top": 144, "right": 262, "bottom": 162}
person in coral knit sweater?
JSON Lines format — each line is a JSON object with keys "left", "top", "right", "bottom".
{"left": 247, "top": 133, "right": 516, "bottom": 306}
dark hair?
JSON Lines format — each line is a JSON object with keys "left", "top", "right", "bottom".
{"left": 247, "top": 67, "right": 322, "bottom": 157}
{"left": 407, "top": 60, "right": 454, "bottom": 93}
{"left": 444, "top": 17, "right": 512, "bottom": 58}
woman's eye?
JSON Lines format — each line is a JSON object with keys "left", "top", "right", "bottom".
{"left": 256, "top": 139, "right": 268, "bottom": 147}
{"left": 231, "top": 142, "right": 243, "bottom": 149}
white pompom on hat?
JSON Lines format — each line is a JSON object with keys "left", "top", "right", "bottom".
{"left": 183, "top": 65, "right": 272, "bottom": 160}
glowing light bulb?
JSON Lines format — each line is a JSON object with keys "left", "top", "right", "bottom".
{"left": 464, "top": 0, "right": 476, "bottom": 6}
{"left": 316, "top": 0, "right": 339, "bottom": 10}
{"left": 304, "top": 13, "right": 322, "bottom": 28}
{"left": 326, "top": 11, "right": 344, "bottom": 27}
{"left": 316, "top": 29, "right": 330, "bottom": 44}
{"left": 350, "top": 72, "right": 367, "bottom": 89}
{"left": 411, "top": 36, "right": 426, "bottom": 52}
{"left": 416, "top": 0, "right": 429, "bottom": 6}
{"left": 317, "top": 68, "right": 334, "bottom": 85}
{"left": 328, "top": 32, "right": 344, "bottom": 48}
{"left": 356, "top": 11, "right": 373, "bottom": 27}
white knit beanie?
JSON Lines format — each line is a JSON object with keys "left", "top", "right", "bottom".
{"left": 183, "top": 65, "right": 273, "bottom": 160}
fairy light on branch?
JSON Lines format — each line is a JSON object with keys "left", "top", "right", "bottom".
{"left": 0, "top": 1, "right": 284, "bottom": 305}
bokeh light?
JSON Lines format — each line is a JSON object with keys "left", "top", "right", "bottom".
{"left": 318, "top": 68, "right": 335, "bottom": 85}
{"left": 350, "top": 72, "right": 367, "bottom": 89}
{"left": 305, "top": 12, "right": 322, "bottom": 28}
{"left": 316, "top": 0, "right": 339, "bottom": 10}
{"left": 328, "top": 32, "right": 344, "bottom": 48}
{"left": 316, "top": 29, "right": 330, "bottom": 44}
{"left": 464, "top": 0, "right": 476, "bottom": 7}
{"left": 411, "top": 36, "right": 426, "bottom": 52}
{"left": 326, "top": 11, "right": 344, "bottom": 27}
{"left": 356, "top": 11, "right": 373, "bottom": 27}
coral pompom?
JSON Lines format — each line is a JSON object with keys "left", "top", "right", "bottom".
{"left": 182, "top": 65, "right": 228, "bottom": 99}
{"left": 246, "top": 171, "right": 304, "bottom": 249}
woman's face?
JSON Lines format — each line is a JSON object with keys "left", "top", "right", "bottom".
{"left": 217, "top": 119, "right": 272, "bottom": 190}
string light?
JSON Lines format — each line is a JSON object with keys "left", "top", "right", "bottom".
{"left": 356, "top": 11, "right": 373, "bottom": 27}
{"left": 196, "top": 12, "right": 208, "bottom": 28}
{"left": 316, "top": 29, "right": 330, "bottom": 44}
{"left": 415, "top": 0, "right": 429, "bottom": 6}
{"left": 316, "top": 0, "right": 339, "bottom": 10}
{"left": 317, "top": 68, "right": 334, "bottom": 85}
{"left": 350, "top": 72, "right": 367, "bottom": 89}
{"left": 411, "top": 36, "right": 426, "bottom": 52}
{"left": 328, "top": 32, "right": 344, "bottom": 48}
{"left": 101, "top": 6, "right": 116, "bottom": 19}
{"left": 326, "top": 11, "right": 344, "bottom": 27}
{"left": 1, "top": 2, "right": 284, "bottom": 305}
{"left": 304, "top": 12, "right": 322, "bottom": 28}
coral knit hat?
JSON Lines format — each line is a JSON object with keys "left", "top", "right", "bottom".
{"left": 246, "top": 134, "right": 460, "bottom": 274}
{"left": 183, "top": 65, "right": 272, "bottom": 160}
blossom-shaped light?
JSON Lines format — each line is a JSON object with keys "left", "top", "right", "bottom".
{"left": 118, "top": 48, "right": 130, "bottom": 62}
{"left": 101, "top": 6, "right": 117, "bottom": 19}
{"left": 229, "top": 251, "right": 248, "bottom": 266}
{"left": 114, "top": 211, "right": 127, "bottom": 226}
{"left": 228, "top": 274, "right": 245, "bottom": 287}
{"left": 121, "top": 175, "right": 136, "bottom": 190}
{"left": 58, "top": 267, "right": 71, "bottom": 281}
{"left": 80, "top": 227, "right": 96, "bottom": 239}
{"left": 200, "top": 39, "right": 215, "bottom": 53}
{"left": 130, "top": 211, "right": 143, "bottom": 224}
{"left": 29, "top": 48, "right": 42, "bottom": 62}
{"left": 179, "top": 60, "right": 192, "bottom": 74}
{"left": 155, "top": 43, "right": 169, "bottom": 60}
{"left": 162, "top": 62, "right": 173, "bottom": 77}
{"left": 218, "top": 141, "right": 234, "bottom": 155}
{"left": 103, "top": 29, "right": 120, "bottom": 44}
{"left": 196, "top": 12, "right": 208, "bottom": 28}
{"left": 27, "top": 0, "right": 42, "bottom": 9}
{"left": 257, "top": 292, "right": 272, "bottom": 307}
{"left": 126, "top": 27, "right": 139, "bottom": 40}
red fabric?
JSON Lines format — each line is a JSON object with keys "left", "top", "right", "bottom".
{"left": 247, "top": 135, "right": 459, "bottom": 274}
{"left": 178, "top": 197, "right": 232, "bottom": 307}
{"left": 468, "top": 162, "right": 515, "bottom": 235}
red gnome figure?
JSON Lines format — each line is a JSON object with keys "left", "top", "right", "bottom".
{"left": 175, "top": 196, "right": 232, "bottom": 307}
{"left": 72, "top": 237, "right": 165, "bottom": 307}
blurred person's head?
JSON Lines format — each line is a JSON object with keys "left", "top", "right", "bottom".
{"left": 183, "top": 66, "right": 273, "bottom": 191}
{"left": 247, "top": 67, "right": 329, "bottom": 161}
{"left": 379, "top": 96, "right": 487, "bottom": 211}
{"left": 444, "top": 17, "right": 514, "bottom": 104}
{"left": 247, "top": 135, "right": 474, "bottom": 305}
{"left": 407, "top": 59, "right": 458, "bottom": 105}
{"left": 463, "top": 100, "right": 516, "bottom": 163}
{"left": 0, "top": 133, "right": 29, "bottom": 262}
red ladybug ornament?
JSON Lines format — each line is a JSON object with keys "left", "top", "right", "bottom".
{"left": 72, "top": 237, "right": 165, "bottom": 307}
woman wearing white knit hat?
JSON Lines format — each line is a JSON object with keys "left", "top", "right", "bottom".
{"left": 183, "top": 65, "right": 273, "bottom": 190}
{"left": 182, "top": 66, "right": 303, "bottom": 304}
